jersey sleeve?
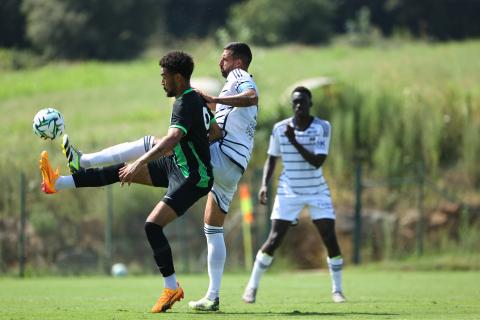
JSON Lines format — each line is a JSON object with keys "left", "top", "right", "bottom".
{"left": 234, "top": 73, "right": 256, "bottom": 94}
{"left": 170, "top": 99, "right": 192, "bottom": 135}
{"left": 314, "top": 121, "right": 331, "bottom": 155}
{"left": 267, "top": 126, "right": 281, "bottom": 156}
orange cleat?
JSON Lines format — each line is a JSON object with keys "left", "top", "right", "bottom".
{"left": 39, "top": 151, "right": 59, "bottom": 194}
{"left": 151, "top": 283, "right": 184, "bottom": 313}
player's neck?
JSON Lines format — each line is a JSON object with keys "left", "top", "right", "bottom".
{"left": 293, "top": 115, "right": 313, "bottom": 131}
{"left": 175, "top": 83, "right": 191, "bottom": 99}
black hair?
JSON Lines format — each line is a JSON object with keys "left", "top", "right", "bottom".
{"left": 292, "top": 86, "right": 312, "bottom": 100}
{"left": 224, "top": 42, "right": 252, "bottom": 67}
{"left": 159, "top": 51, "right": 194, "bottom": 81}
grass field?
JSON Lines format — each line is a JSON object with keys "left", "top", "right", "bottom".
{"left": 1, "top": 270, "right": 479, "bottom": 320}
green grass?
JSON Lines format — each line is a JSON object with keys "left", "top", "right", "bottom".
{"left": 1, "top": 270, "right": 479, "bottom": 320}
{"left": 2, "top": 40, "right": 480, "bottom": 182}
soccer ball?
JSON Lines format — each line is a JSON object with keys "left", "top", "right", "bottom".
{"left": 111, "top": 263, "right": 128, "bottom": 277}
{"left": 32, "top": 108, "right": 65, "bottom": 140}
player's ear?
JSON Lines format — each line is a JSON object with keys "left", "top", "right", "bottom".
{"left": 173, "top": 73, "right": 183, "bottom": 87}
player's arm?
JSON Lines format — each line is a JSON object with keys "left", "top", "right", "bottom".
{"left": 209, "top": 120, "right": 223, "bottom": 142}
{"left": 141, "top": 128, "right": 183, "bottom": 162}
{"left": 119, "top": 128, "right": 183, "bottom": 184}
{"left": 196, "top": 88, "right": 258, "bottom": 108}
{"left": 285, "top": 125, "right": 326, "bottom": 168}
{"left": 258, "top": 155, "right": 278, "bottom": 205}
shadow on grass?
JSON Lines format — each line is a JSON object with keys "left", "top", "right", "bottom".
{"left": 184, "top": 310, "right": 400, "bottom": 317}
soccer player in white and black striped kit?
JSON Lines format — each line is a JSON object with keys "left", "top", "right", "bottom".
{"left": 242, "top": 86, "right": 346, "bottom": 304}
{"left": 58, "top": 43, "right": 259, "bottom": 311}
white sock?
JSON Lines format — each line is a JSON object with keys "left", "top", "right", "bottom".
{"left": 164, "top": 273, "right": 177, "bottom": 290}
{"left": 204, "top": 224, "right": 226, "bottom": 300}
{"left": 54, "top": 175, "right": 75, "bottom": 191}
{"left": 327, "top": 256, "right": 343, "bottom": 293}
{"left": 81, "top": 136, "right": 154, "bottom": 168}
{"left": 246, "top": 251, "right": 273, "bottom": 289}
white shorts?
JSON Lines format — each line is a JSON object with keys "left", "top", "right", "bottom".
{"left": 271, "top": 193, "right": 335, "bottom": 221}
{"left": 210, "top": 142, "right": 243, "bottom": 213}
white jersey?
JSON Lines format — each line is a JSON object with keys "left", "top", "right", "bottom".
{"left": 268, "top": 117, "right": 332, "bottom": 196}
{"left": 215, "top": 68, "right": 258, "bottom": 172}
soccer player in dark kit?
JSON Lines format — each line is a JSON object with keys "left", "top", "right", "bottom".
{"left": 39, "top": 51, "right": 214, "bottom": 313}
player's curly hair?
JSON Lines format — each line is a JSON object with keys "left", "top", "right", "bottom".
{"left": 159, "top": 51, "right": 194, "bottom": 81}
{"left": 292, "top": 86, "right": 312, "bottom": 99}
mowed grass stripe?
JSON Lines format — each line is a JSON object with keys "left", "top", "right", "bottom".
{"left": 1, "top": 270, "right": 479, "bottom": 320}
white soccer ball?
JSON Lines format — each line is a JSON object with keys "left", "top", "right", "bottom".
{"left": 32, "top": 107, "right": 65, "bottom": 140}
{"left": 111, "top": 263, "right": 128, "bottom": 277}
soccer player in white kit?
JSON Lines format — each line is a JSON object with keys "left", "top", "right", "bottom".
{"left": 60, "top": 43, "right": 258, "bottom": 311}
{"left": 242, "top": 86, "right": 346, "bottom": 304}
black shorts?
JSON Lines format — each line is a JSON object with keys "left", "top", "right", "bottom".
{"left": 147, "top": 156, "right": 212, "bottom": 216}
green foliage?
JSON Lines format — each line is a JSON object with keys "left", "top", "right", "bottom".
{"left": 345, "top": 6, "right": 383, "bottom": 47}
{"left": 0, "top": 48, "right": 46, "bottom": 70}
{"left": 313, "top": 83, "right": 480, "bottom": 183}
{"left": 221, "top": 0, "right": 336, "bottom": 46}
{"left": 21, "top": 0, "right": 162, "bottom": 60}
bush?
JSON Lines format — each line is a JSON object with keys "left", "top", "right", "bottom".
{"left": 22, "top": 0, "right": 162, "bottom": 60}
{"left": 220, "top": 0, "right": 336, "bottom": 46}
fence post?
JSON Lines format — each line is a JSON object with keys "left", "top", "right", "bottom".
{"left": 416, "top": 161, "right": 425, "bottom": 256}
{"left": 105, "top": 185, "right": 113, "bottom": 275}
{"left": 353, "top": 159, "right": 362, "bottom": 264}
{"left": 18, "top": 172, "right": 26, "bottom": 278}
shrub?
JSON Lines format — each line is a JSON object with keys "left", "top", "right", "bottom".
{"left": 220, "top": 0, "right": 336, "bottom": 46}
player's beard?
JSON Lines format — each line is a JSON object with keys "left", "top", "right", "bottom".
{"left": 221, "top": 66, "right": 230, "bottom": 78}
{"left": 164, "top": 85, "right": 175, "bottom": 97}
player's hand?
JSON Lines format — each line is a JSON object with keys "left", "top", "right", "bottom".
{"left": 194, "top": 88, "right": 216, "bottom": 103}
{"left": 285, "top": 125, "right": 296, "bottom": 144}
{"left": 119, "top": 160, "right": 143, "bottom": 186}
{"left": 258, "top": 185, "right": 268, "bottom": 205}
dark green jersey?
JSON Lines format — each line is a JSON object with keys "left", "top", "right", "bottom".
{"left": 169, "top": 88, "right": 213, "bottom": 188}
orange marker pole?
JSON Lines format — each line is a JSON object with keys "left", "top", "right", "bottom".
{"left": 239, "top": 183, "right": 253, "bottom": 270}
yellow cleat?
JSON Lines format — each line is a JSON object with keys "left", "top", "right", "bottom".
{"left": 151, "top": 283, "right": 184, "bottom": 313}
{"left": 39, "top": 151, "right": 59, "bottom": 194}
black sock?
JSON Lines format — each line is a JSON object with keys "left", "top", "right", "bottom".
{"left": 72, "top": 164, "right": 122, "bottom": 187}
{"left": 144, "top": 222, "right": 175, "bottom": 277}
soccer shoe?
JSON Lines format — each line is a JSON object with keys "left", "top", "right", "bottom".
{"left": 242, "top": 287, "right": 257, "bottom": 304}
{"left": 151, "top": 283, "right": 184, "bottom": 313}
{"left": 332, "top": 291, "right": 347, "bottom": 303}
{"left": 61, "top": 134, "right": 83, "bottom": 173}
{"left": 39, "top": 151, "right": 59, "bottom": 194}
{"left": 188, "top": 297, "right": 220, "bottom": 311}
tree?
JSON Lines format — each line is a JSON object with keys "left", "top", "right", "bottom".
{"left": 223, "top": 0, "right": 336, "bottom": 46}
{"left": 0, "top": 0, "right": 27, "bottom": 48}
{"left": 22, "top": 0, "right": 163, "bottom": 60}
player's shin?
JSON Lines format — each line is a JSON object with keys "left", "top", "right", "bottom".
{"left": 72, "top": 164, "right": 122, "bottom": 187}
{"left": 81, "top": 136, "right": 154, "bottom": 167}
{"left": 205, "top": 224, "right": 226, "bottom": 300}
{"left": 327, "top": 256, "right": 343, "bottom": 293}
{"left": 247, "top": 250, "right": 273, "bottom": 289}
{"left": 144, "top": 222, "right": 177, "bottom": 289}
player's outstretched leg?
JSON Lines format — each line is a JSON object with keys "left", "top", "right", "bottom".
{"left": 61, "top": 134, "right": 155, "bottom": 172}
{"left": 39, "top": 150, "right": 129, "bottom": 194}
{"left": 62, "top": 134, "right": 83, "bottom": 173}
{"left": 39, "top": 151, "right": 60, "bottom": 194}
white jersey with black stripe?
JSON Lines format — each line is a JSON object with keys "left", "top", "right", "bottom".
{"left": 215, "top": 68, "right": 258, "bottom": 172}
{"left": 268, "top": 117, "right": 332, "bottom": 196}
